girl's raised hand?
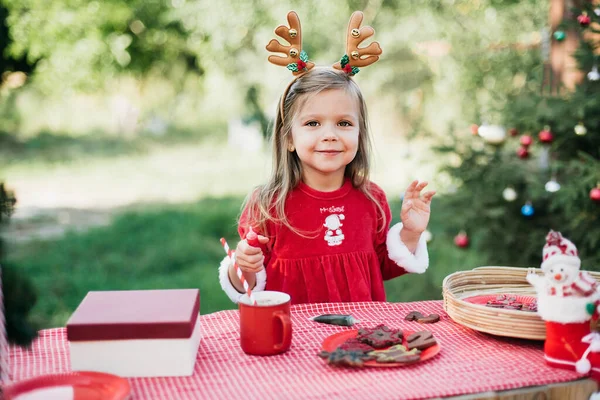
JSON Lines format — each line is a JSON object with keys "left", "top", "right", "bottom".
{"left": 400, "top": 180, "right": 436, "bottom": 234}
{"left": 235, "top": 235, "right": 269, "bottom": 273}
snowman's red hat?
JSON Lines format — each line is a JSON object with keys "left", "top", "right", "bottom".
{"left": 541, "top": 230, "right": 580, "bottom": 272}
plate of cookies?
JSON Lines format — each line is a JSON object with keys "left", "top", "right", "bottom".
{"left": 319, "top": 324, "right": 440, "bottom": 368}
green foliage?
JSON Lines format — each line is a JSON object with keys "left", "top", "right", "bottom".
{"left": 1, "top": 183, "right": 38, "bottom": 347}
{"left": 3, "top": 263, "right": 39, "bottom": 347}
{"left": 2, "top": 0, "right": 198, "bottom": 91}
{"left": 435, "top": 3, "right": 600, "bottom": 269}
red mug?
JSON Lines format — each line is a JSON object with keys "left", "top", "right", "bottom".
{"left": 238, "top": 291, "right": 292, "bottom": 356}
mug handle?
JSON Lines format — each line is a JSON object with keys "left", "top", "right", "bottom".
{"left": 273, "top": 311, "right": 292, "bottom": 351}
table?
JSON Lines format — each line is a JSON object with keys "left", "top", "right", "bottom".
{"left": 7, "top": 301, "right": 598, "bottom": 399}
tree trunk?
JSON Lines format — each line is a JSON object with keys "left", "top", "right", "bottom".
{"left": 547, "top": 0, "right": 585, "bottom": 94}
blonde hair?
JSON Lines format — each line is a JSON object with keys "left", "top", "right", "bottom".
{"left": 241, "top": 68, "right": 385, "bottom": 236}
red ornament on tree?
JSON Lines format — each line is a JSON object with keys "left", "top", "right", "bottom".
{"left": 538, "top": 128, "right": 553, "bottom": 144}
{"left": 591, "top": 187, "right": 600, "bottom": 202}
{"left": 471, "top": 124, "right": 479, "bottom": 135}
{"left": 454, "top": 232, "right": 469, "bottom": 248}
{"left": 509, "top": 128, "right": 519, "bottom": 137}
{"left": 578, "top": 12, "right": 591, "bottom": 27}
{"left": 517, "top": 146, "right": 529, "bottom": 159}
{"left": 520, "top": 135, "right": 533, "bottom": 147}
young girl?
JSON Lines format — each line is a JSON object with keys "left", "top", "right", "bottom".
{"left": 219, "top": 11, "right": 435, "bottom": 304}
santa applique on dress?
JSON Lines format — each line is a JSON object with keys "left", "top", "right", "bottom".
{"left": 323, "top": 213, "right": 345, "bottom": 246}
{"left": 527, "top": 230, "right": 600, "bottom": 377}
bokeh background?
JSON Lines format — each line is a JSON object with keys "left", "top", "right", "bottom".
{"left": 2, "top": 0, "right": 599, "bottom": 333}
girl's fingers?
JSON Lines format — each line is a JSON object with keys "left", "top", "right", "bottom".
{"left": 240, "top": 241, "right": 263, "bottom": 254}
{"left": 237, "top": 256, "right": 264, "bottom": 272}
{"left": 239, "top": 264, "right": 264, "bottom": 273}
{"left": 422, "top": 190, "right": 436, "bottom": 203}
{"left": 414, "top": 181, "right": 428, "bottom": 194}
{"left": 238, "top": 252, "right": 264, "bottom": 265}
{"left": 257, "top": 235, "right": 269, "bottom": 244}
{"left": 404, "top": 180, "right": 418, "bottom": 199}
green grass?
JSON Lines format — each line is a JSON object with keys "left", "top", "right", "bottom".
{"left": 7, "top": 196, "right": 486, "bottom": 330}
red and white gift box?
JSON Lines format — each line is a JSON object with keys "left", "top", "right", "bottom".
{"left": 66, "top": 289, "right": 201, "bottom": 378}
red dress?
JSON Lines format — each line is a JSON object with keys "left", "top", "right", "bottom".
{"left": 238, "top": 179, "right": 410, "bottom": 304}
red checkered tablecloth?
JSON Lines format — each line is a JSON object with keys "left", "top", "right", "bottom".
{"left": 7, "top": 300, "right": 586, "bottom": 399}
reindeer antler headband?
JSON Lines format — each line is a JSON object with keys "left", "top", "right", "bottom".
{"left": 266, "top": 11, "right": 382, "bottom": 119}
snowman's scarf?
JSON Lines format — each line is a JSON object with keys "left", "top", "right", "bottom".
{"left": 548, "top": 271, "right": 599, "bottom": 297}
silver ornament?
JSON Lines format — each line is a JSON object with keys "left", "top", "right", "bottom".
{"left": 477, "top": 124, "right": 507, "bottom": 144}
{"left": 588, "top": 65, "right": 600, "bottom": 82}
{"left": 502, "top": 187, "right": 517, "bottom": 202}
{"left": 574, "top": 123, "right": 587, "bottom": 136}
{"left": 545, "top": 180, "right": 561, "bottom": 193}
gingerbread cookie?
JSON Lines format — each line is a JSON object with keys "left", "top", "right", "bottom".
{"left": 357, "top": 324, "right": 403, "bottom": 348}
{"left": 368, "top": 344, "right": 421, "bottom": 364}
{"left": 318, "top": 348, "right": 373, "bottom": 367}
{"left": 485, "top": 295, "right": 536, "bottom": 312}
{"left": 405, "top": 311, "right": 440, "bottom": 323}
{"left": 417, "top": 313, "right": 440, "bottom": 323}
{"left": 337, "top": 338, "right": 375, "bottom": 353}
{"left": 405, "top": 311, "right": 424, "bottom": 321}
{"left": 406, "top": 330, "right": 437, "bottom": 351}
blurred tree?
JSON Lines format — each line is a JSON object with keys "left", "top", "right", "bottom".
{"left": 0, "top": 2, "right": 35, "bottom": 75}
{"left": 2, "top": 0, "right": 200, "bottom": 91}
{"left": 434, "top": 0, "right": 600, "bottom": 268}
{"left": 0, "top": 0, "right": 554, "bottom": 141}
{"left": 0, "top": 183, "right": 38, "bottom": 347}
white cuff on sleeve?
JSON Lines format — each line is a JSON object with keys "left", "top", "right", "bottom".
{"left": 386, "top": 223, "right": 429, "bottom": 274}
{"left": 218, "top": 256, "right": 267, "bottom": 303}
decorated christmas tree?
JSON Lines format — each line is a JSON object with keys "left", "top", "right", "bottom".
{"left": 436, "top": 1, "right": 600, "bottom": 269}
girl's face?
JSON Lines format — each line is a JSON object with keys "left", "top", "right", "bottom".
{"left": 290, "top": 89, "right": 360, "bottom": 189}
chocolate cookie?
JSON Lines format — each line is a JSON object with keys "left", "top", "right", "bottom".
{"left": 357, "top": 324, "right": 403, "bottom": 348}
{"left": 406, "top": 311, "right": 440, "bottom": 323}
{"left": 417, "top": 313, "right": 440, "bottom": 323}
{"left": 337, "top": 338, "right": 375, "bottom": 354}
{"left": 405, "top": 311, "right": 424, "bottom": 321}
{"left": 368, "top": 344, "right": 421, "bottom": 364}
{"left": 318, "top": 348, "right": 373, "bottom": 367}
{"left": 406, "top": 330, "right": 437, "bottom": 351}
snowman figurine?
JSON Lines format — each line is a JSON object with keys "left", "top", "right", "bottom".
{"left": 527, "top": 230, "right": 600, "bottom": 376}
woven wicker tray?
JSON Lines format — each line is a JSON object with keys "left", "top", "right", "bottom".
{"left": 442, "top": 266, "right": 600, "bottom": 340}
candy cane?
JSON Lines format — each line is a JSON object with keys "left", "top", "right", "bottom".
{"left": 220, "top": 238, "right": 257, "bottom": 305}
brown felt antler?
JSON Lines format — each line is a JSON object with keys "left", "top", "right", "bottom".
{"left": 266, "top": 11, "right": 315, "bottom": 76}
{"left": 333, "top": 11, "right": 382, "bottom": 75}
